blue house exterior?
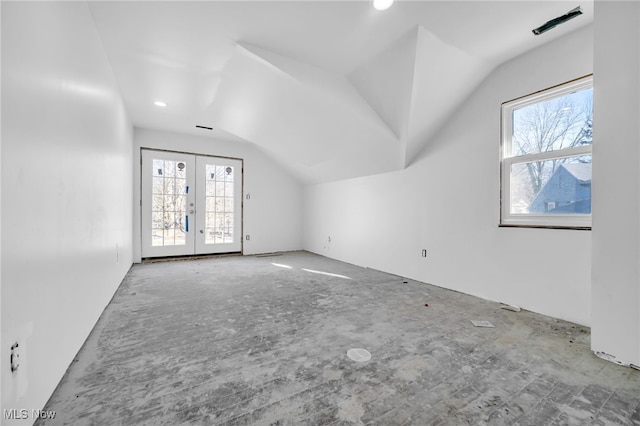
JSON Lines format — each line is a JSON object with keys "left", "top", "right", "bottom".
{"left": 529, "top": 163, "right": 591, "bottom": 214}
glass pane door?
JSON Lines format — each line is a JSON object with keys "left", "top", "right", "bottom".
{"left": 141, "top": 149, "right": 242, "bottom": 258}
{"left": 141, "top": 150, "right": 196, "bottom": 257}
{"left": 195, "top": 157, "right": 243, "bottom": 254}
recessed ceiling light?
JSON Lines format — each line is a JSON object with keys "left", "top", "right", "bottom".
{"left": 373, "top": 0, "right": 394, "bottom": 11}
{"left": 154, "top": 101, "right": 167, "bottom": 107}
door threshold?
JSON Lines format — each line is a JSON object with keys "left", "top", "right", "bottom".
{"left": 142, "top": 252, "right": 242, "bottom": 264}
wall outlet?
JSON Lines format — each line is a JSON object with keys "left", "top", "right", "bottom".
{"left": 328, "top": 236, "right": 331, "bottom": 243}
{"left": 246, "top": 235, "right": 250, "bottom": 241}
{"left": 10, "top": 343, "right": 20, "bottom": 372}
{"left": 421, "top": 249, "right": 427, "bottom": 258}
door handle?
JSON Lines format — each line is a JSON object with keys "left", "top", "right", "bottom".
{"left": 199, "top": 230, "right": 204, "bottom": 234}
{"left": 189, "top": 209, "right": 195, "bottom": 214}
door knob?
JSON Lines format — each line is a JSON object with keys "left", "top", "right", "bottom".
{"left": 199, "top": 230, "right": 204, "bottom": 234}
{"left": 189, "top": 209, "right": 195, "bottom": 214}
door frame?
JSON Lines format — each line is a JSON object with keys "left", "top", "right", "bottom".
{"left": 139, "top": 147, "right": 244, "bottom": 259}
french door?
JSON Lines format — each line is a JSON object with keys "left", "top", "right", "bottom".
{"left": 141, "top": 149, "right": 242, "bottom": 258}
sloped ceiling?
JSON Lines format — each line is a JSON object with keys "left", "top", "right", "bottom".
{"left": 88, "top": 1, "right": 593, "bottom": 184}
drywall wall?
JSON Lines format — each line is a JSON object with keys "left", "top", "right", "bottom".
{"left": 304, "top": 24, "right": 593, "bottom": 326}
{"left": 133, "top": 128, "right": 303, "bottom": 261}
{"left": 1, "top": 2, "right": 133, "bottom": 423}
{"left": 591, "top": 1, "right": 640, "bottom": 366}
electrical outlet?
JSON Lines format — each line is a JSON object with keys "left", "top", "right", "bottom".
{"left": 328, "top": 236, "right": 331, "bottom": 243}
{"left": 10, "top": 343, "right": 20, "bottom": 372}
{"left": 421, "top": 249, "right": 427, "bottom": 258}
{"left": 246, "top": 235, "right": 250, "bottom": 241}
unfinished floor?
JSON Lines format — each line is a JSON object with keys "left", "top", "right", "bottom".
{"left": 40, "top": 251, "right": 640, "bottom": 425}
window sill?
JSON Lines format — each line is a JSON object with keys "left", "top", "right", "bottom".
{"left": 499, "top": 223, "right": 591, "bottom": 231}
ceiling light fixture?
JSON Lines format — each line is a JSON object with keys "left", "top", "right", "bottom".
{"left": 532, "top": 6, "right": 583, "bottom": 36}
{"left": 154, "top": 101, "right": 167, "bottom": 107}
{"left": 373, "top": 0, "right": 394, "bottom": 11}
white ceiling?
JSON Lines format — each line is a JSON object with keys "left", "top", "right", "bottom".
{"left": 88, "top": 0, "right": 594, "bottom": 184}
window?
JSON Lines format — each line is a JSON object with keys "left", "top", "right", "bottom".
{"left": 500, "top": 75, "right": 592, "bottom": 229}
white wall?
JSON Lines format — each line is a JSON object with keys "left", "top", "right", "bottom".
{"left": 133, "top": 128, "right": 303, "bottom": 261}
{"left": 591, "top": 1, "right": 640, "bottom": 366}
{"left": 304, "top": 24, "right": 594, "bottom": 326}
{"left": 1, "top": 2, "right": 133, "bottom": 423}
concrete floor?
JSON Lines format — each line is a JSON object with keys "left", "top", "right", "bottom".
{"left": 40, "top": 251, "right": 640, "bottom": 425}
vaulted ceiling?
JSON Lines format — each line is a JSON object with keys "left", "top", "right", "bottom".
{"left": 88, "top": 1, "right": 593, "bottom": 184}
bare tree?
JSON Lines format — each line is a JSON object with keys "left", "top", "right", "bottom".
{"left": 512, "top": 94, "right": 592, "bottom": 200}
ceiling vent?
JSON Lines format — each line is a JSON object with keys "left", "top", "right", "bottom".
{"left": 532, "top": 6, "right": 583, "bottom": 36}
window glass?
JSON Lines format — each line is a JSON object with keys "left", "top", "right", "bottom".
{"left": 510, "top": 88, "right": 592, "bottom": 156}
{"left": 501, "top": 76, "right": 592, "bottom": 228}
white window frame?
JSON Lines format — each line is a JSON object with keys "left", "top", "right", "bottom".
{"left": 500, "top": 75, "right": 592, "bottom": 229}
